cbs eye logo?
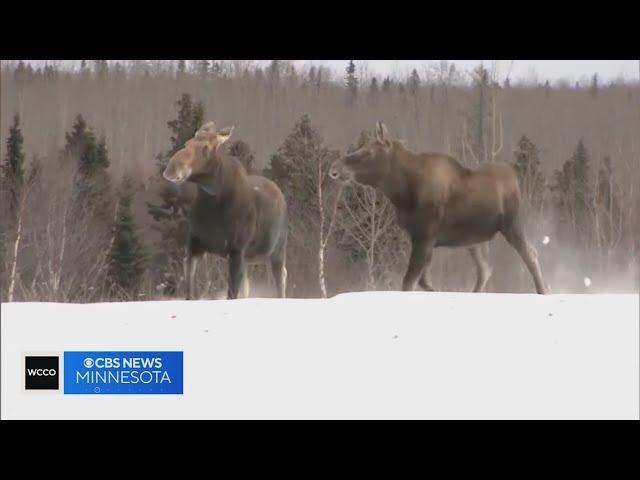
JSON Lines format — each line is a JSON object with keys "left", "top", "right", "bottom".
{"left": 83, "top": 358, "right": 94, "bottom": 368}
{"left": 25, "top": 356, "right": 59, "bottom": 390}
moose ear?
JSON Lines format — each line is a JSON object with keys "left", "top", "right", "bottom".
{"left": 216, "top": 125, "right": 234, "bottom": 145}
{"left": 375, "top": 121, "right": 389, "bottom": 144}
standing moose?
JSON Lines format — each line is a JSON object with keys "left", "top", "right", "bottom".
{"left": 329, "top": 122, "right": 547, "bottom": 294}
{"left": 163, "top": 122, "right": 288, "bottom": 299}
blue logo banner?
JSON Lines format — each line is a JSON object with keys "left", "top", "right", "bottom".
{"left": 64, "top": 351, "right": 183, "bottom": 394}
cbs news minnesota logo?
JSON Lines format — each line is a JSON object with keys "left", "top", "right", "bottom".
{"left": 23, "top": 352, "right": 183, "bottom": 394}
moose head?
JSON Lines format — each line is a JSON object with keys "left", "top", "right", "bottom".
{"left": 163, "top": 121, "right": 235, "bottom": 184}
{"left": 329, "top": 121, "right": 394, "bottom": 187}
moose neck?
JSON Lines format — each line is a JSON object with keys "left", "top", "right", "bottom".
{"left": 190, "top": 152, "right": 249, "bottom": 199}
{"left": 370, "top": 143, "right": 413, "bottom": 208}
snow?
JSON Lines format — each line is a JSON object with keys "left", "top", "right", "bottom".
{"left": 584, "top": 277, "right": 592, "bottom": 287}
{"left": 542, "top": 235, "right": 550, "bottom": 245}
{"left": 2, "top": 292, "right": 638, "bottom": 419}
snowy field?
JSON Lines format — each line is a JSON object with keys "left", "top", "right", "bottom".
{"left": 1, "top": 292, "right": 638, "bottom": 419}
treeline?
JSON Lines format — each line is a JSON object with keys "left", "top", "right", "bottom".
{"left": 1, "top": 60, "right": 639, "bottom": 300}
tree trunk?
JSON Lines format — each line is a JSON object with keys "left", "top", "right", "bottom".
{"left": 7, "top": 205, "right": 24, "bottom": 302}
{"left": 317, "top": 155, "right": 328, "bottom": 298}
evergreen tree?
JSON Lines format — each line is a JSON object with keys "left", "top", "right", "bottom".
{"left": 265, "top": 115, "right": 341, "bottom": 296}
{"left": 94, "top": 60, "right": 109, "bottom": 79}
{"left": 44, "top": 63, "right": 57, "bottom": 80}
{"left": 468, "top": 64, "right": 491, "bottom": 162}
{"left": 2, "top": 114, "right": 26, "bottom": 219}
{"left": 14, "top": 61, "right": 27, "bottom": 81}
{"left": 382, "top": 77, "right": 392, "bottom": 93}
{"left": 63, "top": 114, "right": 90, "bottom": 161}
{"left": 113, "top": 62, "right": 125, "bottom": 79}
{"left": 368, "top": 76, "right": 379, "bottom": 105}
{"left": 80, "top": 60, "right": 89, "bottom": 79}
{"left": 61, "top": 115, "right": 112, "bottom": 221}
{"left": 78, "top": 131, "right": 110, "bottom": 177}
{"left": 107, "top": 175, "right": 147, "bottom": 298}
{"left": 228, "top": 139, "right": 255, "bottom": 174}
{"left": 176, "top": 60, "right": 187, "bottom": 77}
{"left": 268, "top": 60, "right": 281, "bottom": 89}
{"left": 590, "top": 74, "right": 599, "bottom": 97}
{"left": 408, "top": 69, "right": 420, "bottom": 96}
{"left": 513, "top": 135, "right": 545, "bottom": 214}
{"left": 550, "top": 140, "right": 593, "bottom": 245}
{"left": 345, "top": 60, "right": 358, "bottom": 105}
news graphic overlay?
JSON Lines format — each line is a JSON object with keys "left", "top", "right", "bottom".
{"left": 25, "top": 356, "right": 60, "bottom": 390}
{"left": 64, "top": 351, "right": 183, "bottom": 394}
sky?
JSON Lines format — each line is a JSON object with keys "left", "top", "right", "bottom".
{"left": 293, "top": 60, "right": 640, "bottom": 83}
{"left": 17, "top": 60, "right": 640, "bottom": 84}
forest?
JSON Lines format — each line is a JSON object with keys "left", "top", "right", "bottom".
{"left": 1, "top": 60, "right": 638, "bottom": 302}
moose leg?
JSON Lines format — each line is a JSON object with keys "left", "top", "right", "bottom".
{"left": 271, "top": 258, "right": 287, "bottom": 298}
{"left": 417, "top": 253, "right": 436, "bottom": 291}
{"left": 240, "top": 272, "right": 251, "bottom": 299}
{"left": 403, "top": 239, "right": 434, "bottom": 291}
{"left": 501, "top": 220, "right": 547, "bottom": 294}
{"left": 227, "top": 250, "right": 246, "bottom": 300}
{"left": 184, "top": 238, "right": 203, "bottom": 300}
{"left": 468, "top": 244, "right": 492, "bottom": 292}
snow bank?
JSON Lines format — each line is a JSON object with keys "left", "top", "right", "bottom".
{"left": 2, "top": 292, "right": 638, "bottom": 419}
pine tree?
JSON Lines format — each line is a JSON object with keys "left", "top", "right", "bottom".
{"left": 550, "top": 140, "right": 593, "bottom": 245}
{"left": 107, "top": 175, "right": 147, "bottom": 298}
{"left": 94, "top": 60, "right": 109, "bottom": 79}
{"left": 80, "top": 60, "right": 89, "bottom": 79}
{"left": 63, "top": 114, "right": 90, "bottom": 161}
{"left": 368, "top": 77, "right": 379, "bottom": 105}
{"left": 176, "top": 60, "right": 186, "bottom": 77}
{"left": 345, "top": 60, "right": 358, "bottom": 105}
{"left": 78, "top": 131, "right": 109, "bottom": 177}
{"left": 14, "top": 61, "right": 27, "bottom": 81}
{"left": 268, "top": 60, "right": 281, "bottom": 89}
{"left": 228, "top": 139, "right": 255, "bottom": 174}
{"left": 513, "top": 135, "right": 545, "bottom": 215}
{"left": 382, "top": 77, "right": 392, "bottom": 93}
{"left": 61, "top": 115, "right": 112, "bottom": 221}
{"left": 265, "top": 115, "right": 341, "bottom": 297}
{"left": 113, "top": 62, "right": 125, "bottom": 79}
{"left": 408, "top": 69, "right": 420, "bottom": 96}
{"left": 2, "top": 114, "right": 26, "bottom": 219}
{"left": 590, "top": 74, "right": 599, "bottom": 97}
{"left": 468, "top": 64, "right": 491, "bottom": 162}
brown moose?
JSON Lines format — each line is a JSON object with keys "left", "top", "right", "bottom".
{"left": 163, "top": 122, "right": 288, "bottom": 299}
{"left": 329, "top": 122, "right": 547, "bottom": 294}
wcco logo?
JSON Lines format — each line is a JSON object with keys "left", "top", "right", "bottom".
{"left": 25, "top": 356, "right": 59, "bottom": 390}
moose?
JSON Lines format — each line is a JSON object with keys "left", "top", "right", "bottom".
{"left": 163, "top": 121, "right": 288, "bottom": 299}
{"left": 329, "top": 122, "right": 547, "bottom": 294}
